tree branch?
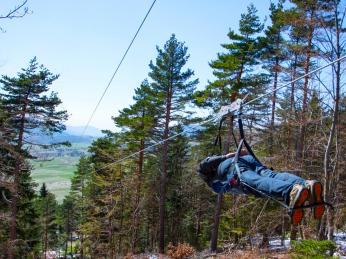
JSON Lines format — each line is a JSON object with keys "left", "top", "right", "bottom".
{"left": 0, "top": 1, "right": 29, "bottom": 20}
{"left": 2, "top": 190, "right": 12, "bottom": 204}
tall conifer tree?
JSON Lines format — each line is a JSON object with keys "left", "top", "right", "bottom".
{"left": 0, "top": 57, "right": 68, "bottom": 258}
{"left": 205, "top": 4, "right": 265, "bottom": 106}
{"left": 260, "top": 0, "right": 287, "bottom": 154}
{"left": 148, "top": 34, "right": 198, "bottom": 253}
{"left": 113, "top": 79, "right": 157, "bottom": 252}
{"left": 37, "top": 183, "right": 58, "bottom": 259}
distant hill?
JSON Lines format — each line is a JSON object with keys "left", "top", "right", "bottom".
{"left": 65, "top": 125, "right": 104, "bottom": 138}
{"left": 26, "top": 125, "right": 103, "bottom": 145}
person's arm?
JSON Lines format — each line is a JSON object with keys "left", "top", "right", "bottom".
{"left": 225, "top": 149, "right": 248, "bottom": 158}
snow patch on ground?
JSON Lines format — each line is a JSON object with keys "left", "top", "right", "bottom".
{"left": 267, "top": 232, "right": 346, "bottom": 258}
{"left": 269, "top": 238, "right": 291, "bottom": 251}
{"left": 334, "top": 231, "right": 346, "bottom": 258}
{"left": 127, "top": 231, "right": 346, "bottom": 258}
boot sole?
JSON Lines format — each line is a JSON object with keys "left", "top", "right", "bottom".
{"left": 313, "top": 182, "right": 325, "bottom": 220}
{"left": 291, "top": 188, "right": 309, "bottom": 225}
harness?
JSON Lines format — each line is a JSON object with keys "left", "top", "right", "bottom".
{"left": 215, "top": 97, "right": 333, "bottom": 214}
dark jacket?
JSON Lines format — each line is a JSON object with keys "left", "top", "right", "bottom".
{"left": 197, "top": 154, "right": 245, "bottom": 194}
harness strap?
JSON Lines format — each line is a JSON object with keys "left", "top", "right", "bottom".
{"left": 239, "top": 180, "right": 290, "bottom": 209}
{"left": 216, "top": 102, "right": 334, "bottom": 214}
{"left": 232, "top": 138, "right": 290, "bottom": 209}
{"left": 215, "top": 115, "right": 239, "bottom": 152}
{"left": 214, "top": 116, "right": 227, "bottom": 151}
{"left": 237, "top": 116, "right": 261, "bottom": 164}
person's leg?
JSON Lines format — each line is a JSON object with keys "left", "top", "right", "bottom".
{"left": 239, "top": 167, "right": 298, "bottom": 203}
{"left": 239, "top": 167, "right": 309, "bottom": 225}
{"left": 239, "top": 155, "right": 305, "bottom": 187}
{"left": 256, "top": 166, "right": 305, "bottom": 186}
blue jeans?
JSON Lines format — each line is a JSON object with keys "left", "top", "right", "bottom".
{"left": 237, "top": 155, "right": 305, "bottom": 204}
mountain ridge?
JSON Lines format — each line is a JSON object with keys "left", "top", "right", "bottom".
{"left": 26, "top": 125, "right": 103, "bottom": 145}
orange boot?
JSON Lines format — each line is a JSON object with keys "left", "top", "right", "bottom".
{"left": 305, "top": 180, "right": 325, "bottom": 220}
{"left": 289, "top": 184, "right": 309, "bottom": 225}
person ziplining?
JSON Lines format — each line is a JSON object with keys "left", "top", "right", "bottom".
{"left": 197, "top": 151, "right": 325, "bottom": 225}
{"left": 197, "top": 97, "right": 329, "bottom": 225}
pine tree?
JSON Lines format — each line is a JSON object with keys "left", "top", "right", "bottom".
{"left": 165, "top": 125, "right": 190, "bottom": 243}
{"left": 79, "top": 133, "right": 130, "bottom": 257}
{"left": 61, "top": 195, "right": 77, "bottom": 257}
{"left": 113, "top": 79, "right": 157, "bottom": 252}
{"left": 0, "top": 57, "right": 68, "bottom": 258}
{"left": 148, "top": 34, "right": 198, "bottom": 253}
{"left": 313, "top": 0, "right": 346, "bottom": 240}
{"left": 285, "top": 0, "right": 329, "bottom": 160}
{"left": 37, "top": 183, "right": 58, "bottom": 259}
{"left": 260, "top": 0, "right": 287, "bottom": 154}
{"left": 69, "top": 155, "right": 92, "bottom": 259}
{"left": 202, "top": 4, "right": 265, "bottom": 107}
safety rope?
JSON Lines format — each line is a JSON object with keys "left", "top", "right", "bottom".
{"left": 82, "top": 0, "right": 158, "bottom": 136}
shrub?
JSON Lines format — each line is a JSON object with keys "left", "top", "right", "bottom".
{"left": 167, "top": 242, "right": 195, "bottom": 259}
{"left": 291, "top": 239, "right": 336, "bottom": 259}
{"left": 124, "top": 252, "right": 134, "bottom": 259}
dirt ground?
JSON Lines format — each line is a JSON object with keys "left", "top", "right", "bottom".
{"left": 129, "top": 249, "right": 291, "bottom": 259}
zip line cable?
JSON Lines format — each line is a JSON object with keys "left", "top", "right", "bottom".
{"left": 97, "top": 112, "right": 331, "bottom": 172}
{"left": 82, "top": 0, "right": 158, "bottom": 136}
{"left": 244, "top": 55, "right": 346, "bottom": 107}
{"left": 95, "top": 55, "right": 346, "bottom": 172}
{"left": 96, "top": 116, "right": 216, "bottom": 172}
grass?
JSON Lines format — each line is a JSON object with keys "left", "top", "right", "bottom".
{"left": 30, "top": 142, "right": 91, "bottom": 202}
{"left": 31, "top": 156, "right": 79, "bottom": 202}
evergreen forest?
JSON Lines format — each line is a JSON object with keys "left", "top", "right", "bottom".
{"left": 1, "top": 1, "right": 346, "bottom": 258}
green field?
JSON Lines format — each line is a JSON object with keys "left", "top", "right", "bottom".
{"left": 31, "top": 156, "right": 79, "bottom": 202}
{"left": 30, "top": 142, "right": 91, "bottom": 203}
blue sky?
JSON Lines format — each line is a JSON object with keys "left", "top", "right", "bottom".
{"left": 1, "top": 0, "right": 271, "bottom": 131}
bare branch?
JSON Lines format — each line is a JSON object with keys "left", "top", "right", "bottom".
{"left": 0, "top": 1, "right": 29, "bottom": 20}
{"left": 0, "top": 1, "right": 30, "bottom": 32}
{"left": 2, "top": 190, "right": 12, "bottom": 204}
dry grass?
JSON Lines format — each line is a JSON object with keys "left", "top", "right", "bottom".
{"left": 167, "top": 242, "right": 196, "bottom": 259}
{"left": 124, "top": 248, "right": 291, "bottom": 259}
{"left": 205, "top": 249, "right": 290, "bottom": 259}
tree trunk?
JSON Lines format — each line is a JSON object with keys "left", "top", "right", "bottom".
{"left": 281, "top": 211, "right": 285, "bottom": 246}
{"left": 269, "top": 57, "right": 279, "bottom": 155}
{"left": 65, "top": 208, "right": 70, "bottom": 259}
{"left": 70, "top": 231, "right": 73, "bottom": 256}
{"left": 80, "top": 234, "right": 84, "bottom": 259}
{"left": 290, "top": 225, "right": 298, "bottom": 241}
{"left": 118, "top": 172, "right": 124, "bottom": 256}
{"left": 8, "top": 174, "right": 18, "bottom": 259}
{"left": 80, "top": 182, "right": 85, "bottom": 259}
{"left": 44, "top": 202, "right": 48, "bottom": 259}
{"left": 159, "top": 89, "right": 172, "bottom": 253}
{"left": 132, "top": 138, "right": 144, "bottom": 252}
{"left": 288, "top": 49, "right": 298, "bottom": 154}
{"left": 210, "top": 193, "right": 223, "bottom": 252}
{"left": 298, "top": 11, "right": 314, "bottom": 160}
{"left": 8, "top": 90, "right": 30, "bottom": 259}
{"left": 321, "top": 3, "right": 342, "bottom": 240}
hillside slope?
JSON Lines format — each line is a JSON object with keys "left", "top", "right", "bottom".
{"left": 30, "top": 126, "right": 101, "bottom": 202}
